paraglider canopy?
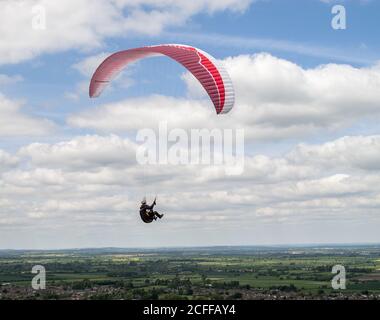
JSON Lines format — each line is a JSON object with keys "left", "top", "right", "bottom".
{"left": 89, "top": 44, "right": 235, "bottom": 114}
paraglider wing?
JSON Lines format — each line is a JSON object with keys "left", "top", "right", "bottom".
{"left": 89, "top": 44, "right": 234, "bottom": 114}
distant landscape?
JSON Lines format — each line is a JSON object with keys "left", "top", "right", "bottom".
{"left": 1, "top": 245, "right": 380, "bottom": 300}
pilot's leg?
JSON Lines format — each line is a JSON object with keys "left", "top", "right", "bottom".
{"left": 154, "top": 211, "right": 164, "bottom": 219}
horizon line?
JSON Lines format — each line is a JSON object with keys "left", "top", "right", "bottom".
{"left": 1, "top": 242, "right": 380, "bottom": 252}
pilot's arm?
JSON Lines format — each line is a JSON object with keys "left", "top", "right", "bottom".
{"left": 146, "top": 202, "right": 155, "bottom": 210}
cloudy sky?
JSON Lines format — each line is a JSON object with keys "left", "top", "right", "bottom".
{"left": 1, "top": 0, "right": 380, "bottom": 249}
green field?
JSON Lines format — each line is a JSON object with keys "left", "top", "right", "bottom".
{"left": 1, "top": 245, "right": 380, "bottom": 300}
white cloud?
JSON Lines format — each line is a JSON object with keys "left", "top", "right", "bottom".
{"left": 0, "top": 93, "right": 55, "bottom": 136}
{"left": 68, "top": 54, "right": 380, "bottom": 141}
{"left": 2, "top": 1, "right": 380, "bottom": 248}
{"left": 1, "top": 133, "right": 380, "bottom": 247}
{"left": 19, "top": 134, "right": 138, "bottom": 170}
{"left": 0, "top": 150, "right": 19, "bottom": 171}
{"left": 72, "top": 52, "right": 110, "bottom": 78}
{"left": 68, "top": 95, "right": 214, "bottom": 132}
{"left": 1, "top": 134, "right": 380, "bottom": 217}
{"left": 0, "top": 0, "right": 253, "bottom": 65}
{"left": 288, "top": 135, "right": 380, "bottom": 171}
{"left": 223, "top": 54, "right": 380, "bottom": 130}
{"left": 69, "top": 52, "right": 136, "bottom": 100}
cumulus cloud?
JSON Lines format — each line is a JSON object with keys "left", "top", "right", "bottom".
{"left": 18, "top": 135, "right": 138, "bottom": 170}
{"left": 1, "top": 134, "right": 380, "bottom": 231}
{"left": 72, "top": 52, "right": 110, "bottom": 78}
{"left": 68, "top": 95, "right": 215, "bottom": 132}
{"left": 2, "top": 1, "right": 380, "bottom": 248}
{"left": 69, "top": 52, "right": 136, "bottom": 100}
{"left": 68, "top": 54, "right": 380, "bottom": 141}
{"left": 288, "top": 135, "right": 380, "bottom": 171}
{"left": 0, "top": 93, "right": 55, "bottom": 136}
{"left": 0, "top": 150, "right": 19, "bottom": 171}
{"left": 224, "top": 54, "right": 380, "bottom": 131}
{"left": 0, "top": 0, "right": 253, "bottom": 65}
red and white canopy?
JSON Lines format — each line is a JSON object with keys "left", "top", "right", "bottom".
{"left": 89, "top": 44, "right": 234, "bottom": 114}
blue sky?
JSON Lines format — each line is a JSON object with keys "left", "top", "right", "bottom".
{"left": 2, "top": 0, "right": 379, "bottom": 117}
{"left": 1, "top": 0, "right": 380, "bottom": 249}
{"left": 2, "top": 0, "right": 379, "bottom": 140}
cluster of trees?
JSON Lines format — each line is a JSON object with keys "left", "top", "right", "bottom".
{"left": 270, "top": 284, "right": 298, "bottom": 293}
